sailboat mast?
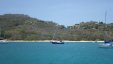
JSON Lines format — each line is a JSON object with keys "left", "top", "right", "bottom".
{"left": 52, "top": 33, "right": 55, "bottom": 40}
{"left": 104, "top": 11, "right": 107, "bottom": 40}
{"left": 105, "top": 11, "right": 107, "bottom": 26}
{"left": 52, "top": 25, "right": 58, "bottom": 40}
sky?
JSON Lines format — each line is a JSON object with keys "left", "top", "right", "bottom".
{"left": 0, "top": 0, "right": 113, "bottom": 26}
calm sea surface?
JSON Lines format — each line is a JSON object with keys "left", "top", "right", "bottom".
{"left": 0, "top": 42, "right": 113, "bottom": 64}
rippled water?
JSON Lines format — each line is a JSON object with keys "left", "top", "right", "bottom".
{"left": 0, "top": 42, "right": 113, "bottom": 64}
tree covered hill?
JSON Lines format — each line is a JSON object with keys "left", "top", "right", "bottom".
{"left": 0, "top": 14, "right": 113, "bottom": 41}
{"left": 0, "top": 14, "right": 63, "bottom": 40}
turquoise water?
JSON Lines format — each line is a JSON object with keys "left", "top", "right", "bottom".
{"left": 0, "top": 42, "right": 113, "bottom": 64}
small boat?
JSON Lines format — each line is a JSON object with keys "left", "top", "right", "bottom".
{"left": 0, "top": 40, "right": 8, "bottom": 44}
{"left": 0, "top": 37, "right": 6, "bottom": 44}
{"left": 99, "top": 40, "right": 112, "bottom": 47}
{"left": 51, "top": 40, "right": 64, "bottom": 44}
{"left": 51, "top": 26, "right": 64, "bottom": 44}
{"left": 99, "top": 11, "right": 113, "bottom": 48}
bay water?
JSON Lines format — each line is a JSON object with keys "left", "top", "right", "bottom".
{"left": 0, "top": 42, "right": 113, "bottom": 64}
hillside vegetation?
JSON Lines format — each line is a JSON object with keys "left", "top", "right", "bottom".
{"left": 0, "top": 14, "right": 113, "bottom": 41}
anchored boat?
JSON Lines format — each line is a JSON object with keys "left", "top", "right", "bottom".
{"left": 99, "top": 40, "right": 113, "bottom": 47}
{"left": 99, "top": 11, "right": 113, "bottom": 47}
{"left": 51, "top": 40, "right": 64, "bottom": 44}
{"left": 0, "top": 39, "right": 8, "bottom": 44}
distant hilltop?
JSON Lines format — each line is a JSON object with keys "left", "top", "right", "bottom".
{"left": 0, "top": 14, "right": 113, "bottom": 41}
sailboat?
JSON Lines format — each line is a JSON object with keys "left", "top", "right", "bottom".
{"left": 50, "top": 27, "right": 64, "bottom": 44}
{"left": 0, "top": 37, "right": 7, "bottom": 44}
{"left": 51, "top": 40, "right": 64, "bottom": 44}
{"left": 51, "top": 34, "right": 64, "bottom": 44}
{"left": 0, "top": 30, "right": 7, "bottom": 44}
{"left": 99, "top": 11, "right": 113, "bottom": 47}
{"left": 99, "top": 40, "right": 112, "bottom": 47}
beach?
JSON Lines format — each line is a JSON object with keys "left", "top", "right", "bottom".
{"left": 3, "top": 40, "right": 104, "bottom": 43}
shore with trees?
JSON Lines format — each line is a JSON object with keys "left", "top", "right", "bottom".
{"left": 0, "top": 14, "right": 113, "bottom": 41}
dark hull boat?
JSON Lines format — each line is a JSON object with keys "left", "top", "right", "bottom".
{"left": 51, "top": 26, "right": 64, "bottom": 44}
{"left": 51, "top": 40, "right": 64, "bottom": 44}
{"left": 51, "top": 42, "right": 64, "bottom": 44}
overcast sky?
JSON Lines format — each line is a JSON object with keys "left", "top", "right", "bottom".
{"left": 0, "top": 0, "right": 113, "bottom": 26}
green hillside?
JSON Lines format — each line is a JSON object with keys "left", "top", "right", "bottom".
{"left": 0, "top": 14, "right": 113, "bottom": 41}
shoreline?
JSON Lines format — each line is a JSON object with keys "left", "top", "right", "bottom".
{"left": 2, "top": 40, "right": 104, "bottom": 43}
